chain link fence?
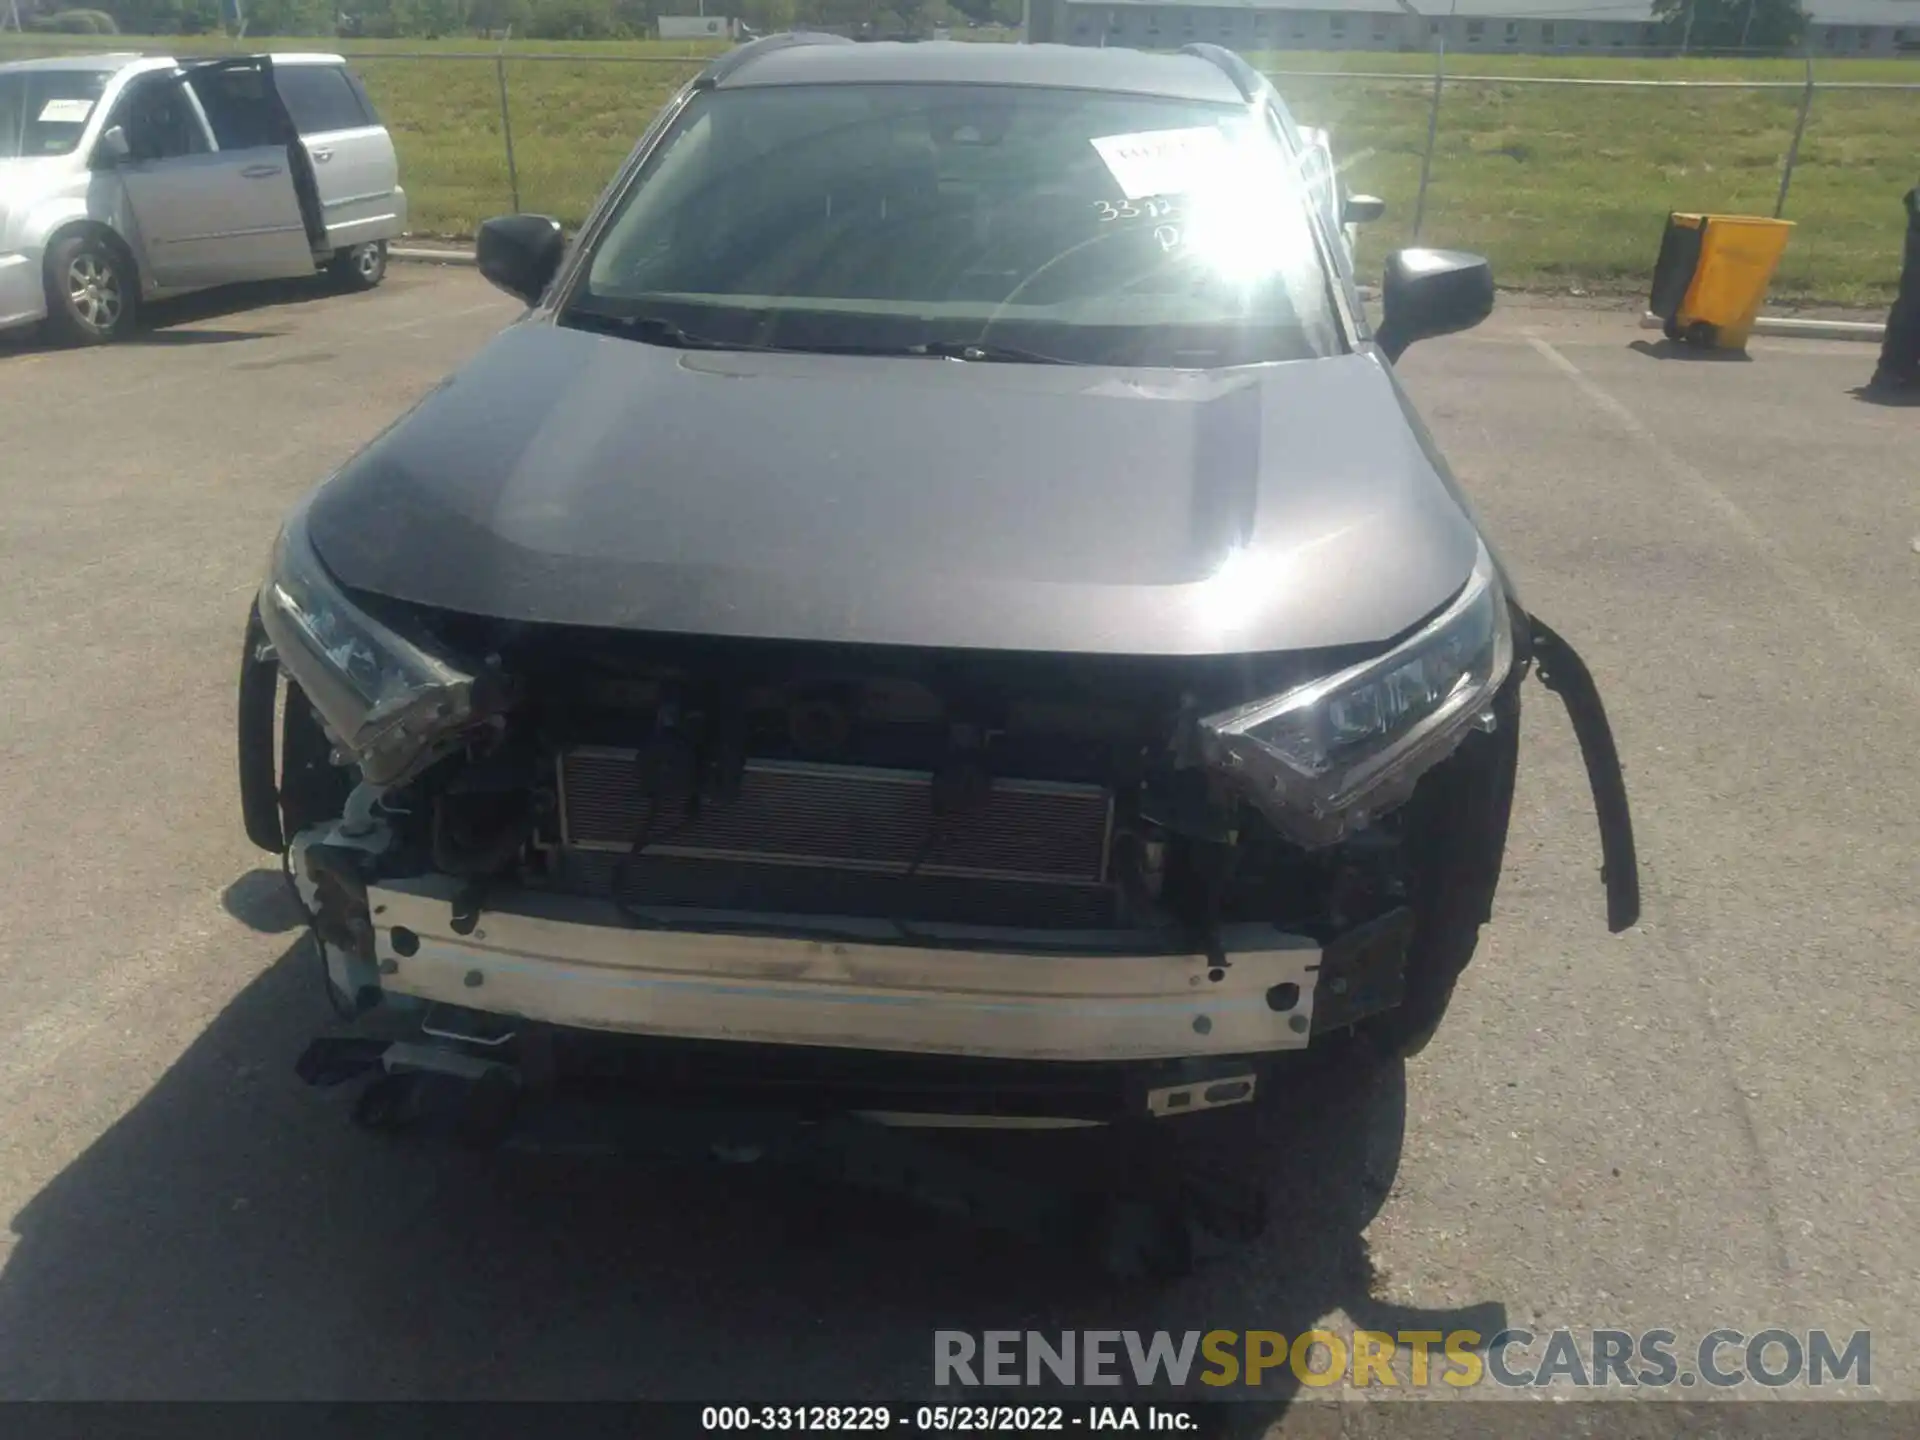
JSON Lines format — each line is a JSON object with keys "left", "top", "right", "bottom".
{"left": 5, "top": 36, "right": 1916, "bottom": 300}
{"left": 1268, "top": 57, "right": 1920, "bottom": 301}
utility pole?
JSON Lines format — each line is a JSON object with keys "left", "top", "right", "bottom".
{"left": 1680, "top": 0, "right": 1695, "bottom": 53}
{"left": 0, "top": 0, "right": 22, "bottom": 35}
{"left": 1739, "top": 0, "right": 1758, "bottom": 48}
{"left": 1403, "top": 0, "right": 1452, "bottom": 243}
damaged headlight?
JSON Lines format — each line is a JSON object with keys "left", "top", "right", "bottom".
{"left": 257, "top": 500, "right": 487, "bottom": 788}
{"left": 1199, "top": 540, "right": 1513, "bottom": 846}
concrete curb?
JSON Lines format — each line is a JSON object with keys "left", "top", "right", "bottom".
{"left": 393, "top": 246, "right": 476, "bottom": 267}
{"left": 1638, "top": 311, "right": 1886, "bottom": 343}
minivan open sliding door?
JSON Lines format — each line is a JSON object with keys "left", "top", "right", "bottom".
{"left": 271, "top": 60, "right": 403, "bottom": 253}
{"left": 164, "top": 56, "right": 327, "bottom": 284}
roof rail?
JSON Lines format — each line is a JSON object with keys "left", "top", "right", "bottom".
{"left": 697, "top": 31, "right": 854, "bottom": 88}
{"left": 1178, "top": 43, "right": 1269, "bottom": 104}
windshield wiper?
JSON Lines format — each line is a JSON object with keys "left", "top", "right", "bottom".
{"left": 916, "top": 340, "right": 1078, "bottom": 365}
{"left": 563, "top": 313, "right": 1079, "bottom": 365}
{"left": 758, "top": 339, "right": 1080, "bottom": 365}
{"left": 562, "top": 311, "right": 765, "bottom": 351}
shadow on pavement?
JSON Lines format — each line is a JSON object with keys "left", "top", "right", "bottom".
{"left": 134, "top": 277, "right": 339, "bottom": 341}
{"left": 1850, "top": 382, "right": 1920, "bottom": 407}
{"left": 0, "top": 926, "right": 1505, "bottom": 1418}
{"left": 221, "top": 867, "right": 306, "bottom": 936}
{"left": 1628, "top": 339, "right": 1753, "bottom": 363}
{"left": 0, "top": 277, "right": 339, "bottom": 356}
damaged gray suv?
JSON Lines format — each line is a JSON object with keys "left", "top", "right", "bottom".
{"left": 238, "top": 39, "right": 1638, "bottom": 1144}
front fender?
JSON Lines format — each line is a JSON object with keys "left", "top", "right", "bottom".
{"left": 23, "top": 198, "right": 92, "bottom": 248}
{"left": 16, "top": 185, "right": 146, "bottom": 291}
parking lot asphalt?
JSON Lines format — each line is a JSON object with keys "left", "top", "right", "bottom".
{"left": 0, "top": 268, "right": 1914, "bottom": 1417}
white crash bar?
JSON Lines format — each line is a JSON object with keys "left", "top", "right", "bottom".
{"left": 368, "top": 878, "right": 1323, "bottom": 1063}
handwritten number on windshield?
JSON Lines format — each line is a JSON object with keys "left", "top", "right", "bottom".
{"left": 1094, "top": 197, "right": 1182, "bottom": 223}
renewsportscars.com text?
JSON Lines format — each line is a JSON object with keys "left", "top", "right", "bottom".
{"left": 933, "top": 1328, "right": 1872, "bottom": 1390}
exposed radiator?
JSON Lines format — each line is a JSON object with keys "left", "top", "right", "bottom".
{"left": 558, "top": 748, "right": 1112, "bottom": 886}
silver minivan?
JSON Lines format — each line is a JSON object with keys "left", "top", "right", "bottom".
{"left": 0, "top": 51, "right": 407, "bottom": 344}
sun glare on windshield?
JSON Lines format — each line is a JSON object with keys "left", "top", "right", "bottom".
{"left": 1106, "top": 118, "right": 1322, "bottom": 293}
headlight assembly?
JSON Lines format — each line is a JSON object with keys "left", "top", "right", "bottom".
{"left": 1199, "top": 541, "right": 1513, "bottom": 846}
{"left": 256, "top": 500, "right": 489, "bottom": 789}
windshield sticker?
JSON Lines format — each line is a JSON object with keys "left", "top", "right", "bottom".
{"left": 37, "top": 97, "right": 95, "bottom": 124}
{"left": 1090, "top": 126, "right": 1230, "bottom": 201}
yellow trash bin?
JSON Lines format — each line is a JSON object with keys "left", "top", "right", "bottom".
{"left": 1648, "top": 213, "right": 1795, "bottom": 352}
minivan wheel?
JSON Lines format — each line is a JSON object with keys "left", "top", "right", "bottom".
{"left": 43, "top": 233, "right": 136, "bottom": 345}
{"left": 328, "top": 241, "right": 388, "bottom": 292}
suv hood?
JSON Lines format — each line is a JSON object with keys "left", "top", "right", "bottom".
{"left": 306, "top": 321, "right": 1482, "bottom": 656}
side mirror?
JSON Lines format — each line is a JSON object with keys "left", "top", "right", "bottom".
{"left": 94, "top": 125, "right": 132, "bottom": 166}
{"left": 1342, "top": 194, "right": 1386, "bottom": 225}
{"left": 1374, "top": 249, "right": 1494, "bottom": 362}
{"left": 476, "top": 213, "right": 566, "bottom": 307}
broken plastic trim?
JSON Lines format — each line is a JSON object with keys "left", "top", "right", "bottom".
{"left": 256, "top": 501, "right": 494, "bottom": 789}
{"left": 1530, "top": 618, "right": 1641, "bottom": 933}
{"left": 236, "top": 601, "right": 284, "bottom": 853}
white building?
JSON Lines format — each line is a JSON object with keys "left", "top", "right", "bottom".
{"left": 1025, "top": 0, "right": 1920, "bottom": 57}
{"left": 1808, "top": 0, "right": 1920, "bottom": 52}
{"left": 657, "top": 15, "right": 742, "bottom": 40}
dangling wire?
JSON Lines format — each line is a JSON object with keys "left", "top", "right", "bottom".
{"left": 612, "top": 792, "right": 701, "bottom": 926}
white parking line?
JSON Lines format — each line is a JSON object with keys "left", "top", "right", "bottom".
{"left": 1524, "top": 332, "right": 1920, "bottom": 707}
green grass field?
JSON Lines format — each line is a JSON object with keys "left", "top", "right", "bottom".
{"left": 5, "top": 34, "right": 1915, "bottom": 303}
{"left": 1272, "top": 53, "right": 1920, "bottom": 304}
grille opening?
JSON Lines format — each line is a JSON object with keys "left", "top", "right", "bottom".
{"left": 557, "top": 748, "right": 1114, "bottom": 888}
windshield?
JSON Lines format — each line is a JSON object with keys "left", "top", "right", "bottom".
{"left": 566, "top": 83, "right": 1344, "bottom": 368}
{"left": 0, "top": 68, "right": 111, "bottom": 160}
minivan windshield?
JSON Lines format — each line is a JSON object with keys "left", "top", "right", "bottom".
{"left": 566, "top": 83, "right": 1344, "bottom": 368}
{"left": 0, "top": 68, "right": 111, "bottom": 159}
